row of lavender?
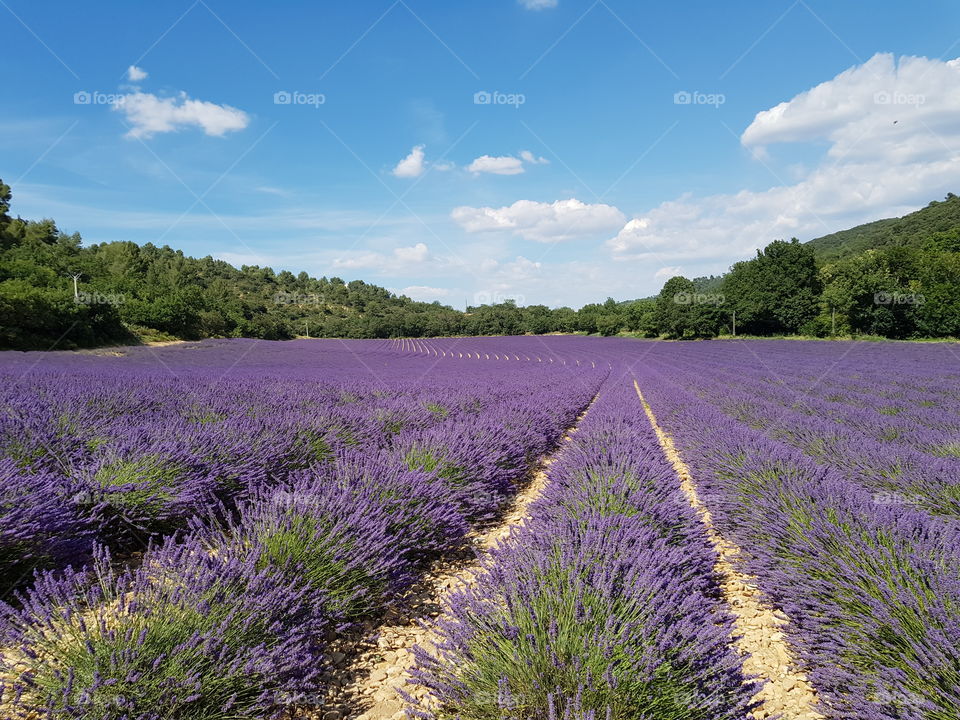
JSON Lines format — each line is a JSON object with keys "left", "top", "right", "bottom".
{"left": 0, "top": 339, "right": 602, "bottom": 718}
{"left": 0, "top": 339, "right": 601, "bottom": 590}
{"left": 633, "top": 350, "right": 960, "bottom": 720}
{"left": 634, "top": 341, "right": 960, "bottom": 519}
{"left": 4, "top": 334, "right": 957, "bottom": 717}
{"left": 409, "top": 376, "right": 758, "bottom": 720}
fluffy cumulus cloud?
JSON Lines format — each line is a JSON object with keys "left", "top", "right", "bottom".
{"left": 741, "top": 53, "right": 960, "bottom": 159}
{"left": 452, "top": 198, "right": 625, "bottom": 242}
{"left": 392, "top": 145, "right": 427, "bottom": 178}
{"left": 126, "top": 65, "right": 148, "bottom": 82}
{"left": 467, "top": 150, "right": 549, "bottom": 175}
{"left": 115, "top": 91, "right": 249, "bottom": 139}
{"left": 519, "top": 0, "right": 558, "bottom": 9}
{"left": 467, "top": 155, "right": 525, "bottom": 175}
{"left": 609, "top": 53, "right": 960, "bottom": 263}
{"left": 520, "top": 150, "right": 549, "bottom": 165}
{"left": 393, "top": 242, "right": 430, "bottom": 263}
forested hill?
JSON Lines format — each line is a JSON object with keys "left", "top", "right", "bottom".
{"left": 0, "top": 178, "right": 635, "bottom": 350}
{"left": 0, "top": 179, "right": 469, "bottom": 349}
{"left": 806, "top": 193, "right": 960, "bottom": 261}
{"left": 658, "top": 192, "right": 960, "bottom": 341}
{"left": 3, "top": 175, "right": 960, "bottom": 350}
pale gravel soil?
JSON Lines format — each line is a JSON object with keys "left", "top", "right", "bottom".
{"left": 634, "top": 380, "right": 824, "bottom": 720}
{"left": 292, "top": 398, "right": 598, "bottom": 720}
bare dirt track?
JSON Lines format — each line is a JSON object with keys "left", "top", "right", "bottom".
{"left": 634, "top": 380, "right": 824, "bottom": 720}
{"left": 294, "top": 398, "right": 596, "bottom": 720}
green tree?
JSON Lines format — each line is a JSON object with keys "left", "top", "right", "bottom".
{"left": 723, "top": 239, "right": 822, "bottom": 334}
{"left": 818, "top": 247, "right": 922, "bottom": 338}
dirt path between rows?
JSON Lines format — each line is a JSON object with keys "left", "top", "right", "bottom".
{"left": 296, "top": 396, "right": 597, "bottom": 720}
{"left": 633, "top": 380, "right": 823, "bottom": 720}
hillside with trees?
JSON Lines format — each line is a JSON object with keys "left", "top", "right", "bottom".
{"left": 643, "top": 195, "right": 960, "bottom": 340}
{"left": 0, "top": 180, "right": 470, "bottom": 349}
{"left": 806, "top": 193, "right": 960, "bottom": 262}
{"left": 2, "top": 177, "right": 959, "bottom": 349}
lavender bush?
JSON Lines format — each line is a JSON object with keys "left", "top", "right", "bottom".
{"left": 0, "top": 542, "right": 327, "bottom": 719}
{"left": 1, "top": 338, "right": 602, "bottom": 715}
{"left": 0, "top": 460, "right": 91, "bottom": 598}
{"left": 409, "top": 381, "right": 757, "bottom": 720}
{"left": 636, "top": 359, "right": 960, "bottom": 720}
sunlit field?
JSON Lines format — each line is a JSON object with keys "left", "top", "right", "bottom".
{"left": 2, "top": 337, "right": 958, "bottom": 719}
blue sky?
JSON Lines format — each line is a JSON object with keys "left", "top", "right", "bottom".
{"left": 4, "top": 0, "right": 960, "bottom": 307}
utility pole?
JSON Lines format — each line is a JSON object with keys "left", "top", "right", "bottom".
{"left": 304, "top": 320, "right": 310, "bottom": 338}
{"left": 69, "top": 272, "right": 82, "bottom": 300}
{"left": 831, "top": 307, "right": 836, "bottom": 336}
{"left": 732, "top": 310, "right": 736, "bottom": 337}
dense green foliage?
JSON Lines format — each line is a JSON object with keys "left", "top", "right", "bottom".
{"left": 0, "top": 180, "right": 468, "bottom": 349}
{"left": 807, "top": 193, "right": 960, "bottom": 262}
{"left": 645, "top": 196, "right": 960, "bottom": 340}
{"left": 2, "top": 177, "right": 959, "bottom": 348}
{"left": 0, "top": 180, "right": 657, "bottom": 349}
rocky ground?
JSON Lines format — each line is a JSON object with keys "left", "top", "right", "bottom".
{"left": 293, "top": 402, "right": 592, "bottom": 720}
{"left": 635, "top": 380, "right": 823, "bottom": 720}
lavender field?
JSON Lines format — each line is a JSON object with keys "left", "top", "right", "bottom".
{"left": 1, "top": 336, "right": 958, "bottom": 720}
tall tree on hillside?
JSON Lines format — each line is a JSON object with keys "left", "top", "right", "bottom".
{"left": 915, "top": 249, "right": 960, "bottom": 337}
{"left": 723, "top": 239, "right": 822, "bottom": 335}
{"left": 653, "top": 276, "right": 722, "bottom": 339}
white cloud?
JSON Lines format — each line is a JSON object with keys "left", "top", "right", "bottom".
{"left": 115, "top": 91, "right": 249, "bottom": 138}
{"left": 452, "top": 198, "right": 625, "bottom": 242}
{"left": 655, "top": 266, "right": 683, "bottom": 279}
{"left": 520, "top": 0, "right": 558, "bottom": 9}
{"left": 467, "top": 155, "right": 525, "bottom": 175}
{"left": 500, "top": 255, "right": 542, "bottom": 278}
{"left": 520, "top": 150, "right": 549, "bottom": 165}
{"left": 393, "top": 242, "right": 429, "bottom": 263}
{"left": 467, "top": 151, "right": 549, "bottom": 175}
{"left": 392, "top": 145, "right": 426, "bottom": 178}
{"left": 333, "top": 242, "right": 432, "bottom": 272}
{"left": 126, "top": 65, "right": 148, "bottom": 82}
{"left": 399, "top": 285, "right": 450, "bottom": 301}
{"left": 609, "top": 53, "right": 960, "bottom": 266}
{"left": 742, "top": 53, "right": 960, "bottom": 160}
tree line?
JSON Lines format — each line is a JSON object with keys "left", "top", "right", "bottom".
{"left": 2, "top": 178, "right": 959, "bottom": 350}
{"left": 646, "top": 222, "right": 960, "bottom": 339}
